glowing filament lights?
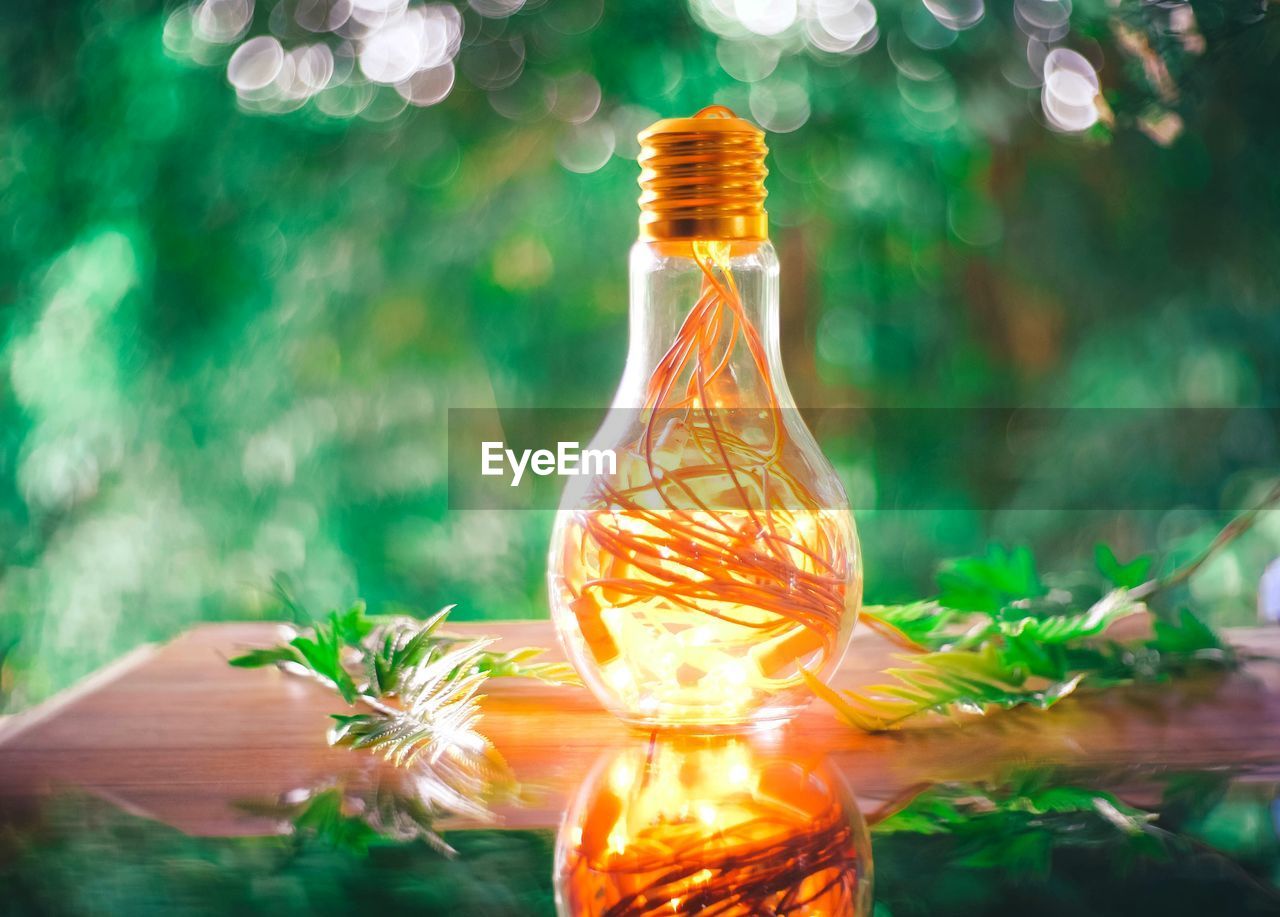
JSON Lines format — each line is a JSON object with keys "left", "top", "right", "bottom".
{"left": 548, "top": 109, "right": 861, "bottom": 729}
{"left": 556, "top": 738, "right": 871, "bottom": 915}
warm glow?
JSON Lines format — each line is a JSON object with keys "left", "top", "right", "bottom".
{"left": 557, "top": 740, "right": 868, "bottom": 916}
{"left": 550, "top": 238, "right": 861, "bottom": 728}
{"left": 557, "top": 505, "right": 855, "bottom": 724}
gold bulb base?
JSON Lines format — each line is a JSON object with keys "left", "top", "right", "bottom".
{"left": 636, "top": 106, "right": 769, "bottom": 243}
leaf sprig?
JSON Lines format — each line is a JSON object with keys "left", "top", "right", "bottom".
{"left": 808, "top": 546, "right": 1232, "bottom": 731}
{"left": 809, "top": 480, "right": 1280, "bottom": 731}
{"left": 230, "top": 599, "right": 579, "bottom": 767}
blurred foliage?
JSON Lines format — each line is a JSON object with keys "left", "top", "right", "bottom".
{"left": 3, "top": 768, "right": 1277, "bottom": 915}
{"left": 871, "top": 769, "right": 1280, "bottom": 915}
{"left": 2, "top": 0, "right": 1280, "bottom": 712}
{"left": 0, "top": 794, "right": 559, "bottom": 916}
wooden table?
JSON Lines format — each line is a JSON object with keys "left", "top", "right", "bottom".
{"left": 2, "top": 621, "right": 1278, "bottom": 837}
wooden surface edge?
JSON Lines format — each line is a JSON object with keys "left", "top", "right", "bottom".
{"left": 0, "top": 642, "right": 159, "bottom": 747}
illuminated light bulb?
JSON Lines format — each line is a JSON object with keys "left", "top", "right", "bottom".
{"left": 556, "top": 738, "right": 872, "bottom": 916}
{"left": 548, "top": 108, "right": 862, "bottom": 729}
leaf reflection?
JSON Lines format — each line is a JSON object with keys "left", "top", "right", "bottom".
{"left": 241, "top": 740, "right": 517, "bottom": 857}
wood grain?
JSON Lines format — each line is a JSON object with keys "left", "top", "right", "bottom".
{"left": 1, "top": 621, "right": 1278, "bottom": 837}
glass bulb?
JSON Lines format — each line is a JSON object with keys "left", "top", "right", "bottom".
{"left": 547, "top": 109, "right": 861, "bottom": 729}
{"left": 555, "top": 737, "right": 872, "bottom": 915}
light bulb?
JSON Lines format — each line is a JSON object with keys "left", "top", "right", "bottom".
{"left": 548, "top": 107, "right": 862, "bottom": 729}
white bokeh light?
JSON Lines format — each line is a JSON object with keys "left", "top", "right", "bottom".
{"left": 924, "top": 0, "right": 984, "bottom": 30}
{"left": 193, "top": 0, "right": 255, "bottom": 44}
{"left": 816, "top": 0, "right": 878, "bottom": 44}
{"left": 1015, "top": 0, "right": 1071, "bottom": 43}
{"left": 556, "top": 119, "right": 616, "bottom": 173}
{"left": 716, "top": 39, "right": 780, "bottom": 81}
{"left": 551, "top": 72, "right": 602, "bottom": 124}
{"left": 735, "top": 0, "right": 797, "bottom": 37}
{"left": 360, "top": 11, "right": 426, "bottom": 83}
{"left": 749, "top": 79, "right": 811, "bottom": 132}
{"left": 395, "top": 61, "right": 456, "bottom": 106}
{"left": 227, "top": 36, "right": 285, "bottom": 91}
{"left": 294, "top": 43, "right": 336, "bottom": 92}
{"left": 1041, "top": 47, "right": 1100, "bottom": 132}
{"left": 294, "top": 0, "right": 353, "bottom": 33}
{"left": 350, "top": 0, "right": 409, "bottom": 15}
{"left": 469, "top": 0, "right": 525, "bottom": 18}
{"left": 357, "top": 4, "right": 460, "bottom": 85}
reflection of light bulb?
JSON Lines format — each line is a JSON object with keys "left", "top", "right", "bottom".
{"left": 555, "top": 737, "right": 872, "bottom": 916}
{"left": 548, "top": 109, "right": 861, "bottom": 729}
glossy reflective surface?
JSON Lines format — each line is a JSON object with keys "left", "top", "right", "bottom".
{"left": 4, "top": 761, "right": 1280, "bottom": 915}
{"left": 2, "top": 621, "right": 1279, "bottom": 915}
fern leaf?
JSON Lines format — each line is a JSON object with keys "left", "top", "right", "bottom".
{"left": 805, "top": 644, "right": 1085, "bottom": 732}
{"left": 999, "top": 589, "right": 1144, "bottom": 644}
{"left": 349, "top": 641, "right": 493, "bottom": 767}
{"left": 467, "top": 646, "right": 583, "bottom": 685}
{"left": 860, "top": 603, "right": 950, "bottom": 651}
{"left": 233, "top": 599, "right": 577, "bottom": 768}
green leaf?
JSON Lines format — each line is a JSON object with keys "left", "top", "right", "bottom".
{"left": 362, "top": 609, "right": 453, "bottom": 698}
{"left": 804, "top": 644, "right": 1085, "bottom": 732}
{"left": 996, "top": 589, "right": 1143, "bottom": 646}
{"left": 389, "top": 607, "right": 452, "bottom": 670}
{"left": 227, "top": 646, "right": 301, "bottom": 668}
{"left": 936, "top": 545, "right": 1046, "bottom": 614}
{"left": 229, "top": 600, "right": 576, "bottom": 767}
{"left": 292, "top": 622, "right": 359, "bottom": 703}
{"left": 289, "top": 789, "right": 384, "bottom": 856}
{"left": 291, "top": 633, "right": 339, "bottom": 679}
{"left": 1151, "top": 608, "right": 1223, "bottom": 655}
{"left": 466, "top": 647, "right": 582, "bottom": 685}
{"left": 862, "top": 602, "right": 960, "bottom": 650}
{"left": 872, "top": 775, "right": 1163, "bottom": 877}
{"left": 1095, "top": 544, "right": 1154, "bottom": 589}
{"left": 332, "top": 600, "right": 375, "bottom": 644}
{"left": 811, "top": 517, "right": 1249, "bottom": 732}
{"left": 330, "top": 640, "right": 491, "bottom": 767}
{"left": 964, "top": 830, "right": 1052, "bottom": 874}
{"left": 872, "top": 796, "right": 971, "bottom": 836}
{"left": 1000, "top": 632, "right": 1068, "bottom": 680}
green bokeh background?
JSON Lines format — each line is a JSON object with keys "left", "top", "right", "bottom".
{"left": 2, "top": 0, "right": 1279, "bottom": 712}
